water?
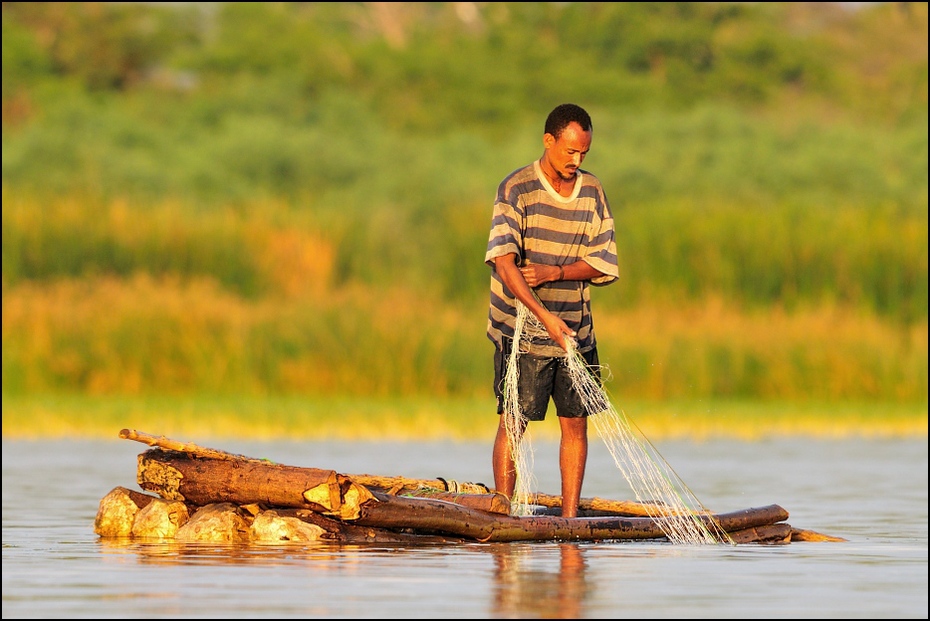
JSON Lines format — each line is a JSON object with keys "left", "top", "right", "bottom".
{"left": 3, "top": 435, "right": 927, "bottom": 618}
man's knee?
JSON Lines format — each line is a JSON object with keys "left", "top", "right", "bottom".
{"left": 559, "top": 416, "right": 587, "bottom": 437}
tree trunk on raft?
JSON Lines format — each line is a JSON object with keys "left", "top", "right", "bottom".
{"left": 262, "top": 507, "right": 467, "bottom": 545}
{"left": 135, "top": 448, "right": 376, "bottom": 520}
{"left": 120, "top": 429, "right": 843, "bottom": 544}
{"left": 135, "top": 448, "right": 510, "bottom": 517}
{"left": 357, "top": 490, "right": 789, "bottom": 543}
{"left": 134, "top": 447, "right": 790, "bottom": 543}
{"left": 120, "top": 429, "right": 689, "bottom": 518}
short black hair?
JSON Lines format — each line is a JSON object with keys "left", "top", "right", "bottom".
{"left": 545, "top": 103, "right": 592, "bottom": 139}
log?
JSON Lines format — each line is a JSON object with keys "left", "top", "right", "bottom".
{"left": 306, "top": 476, "right": 666, "bottom": 517}
{"left": 348, "top": 473, "right": 491, "bottom": 495}
{"left": 118, "top": 429, "right": 702, "bottom": 519}
{"left": 403, "top": 488, "right": 511, "bottom": 515}
{"left": 134, "top": 446, "right": 790, "bottom": 543}
{"left": 120, "top": 429, "right": 267, "bottom": 463}
{"left": 131, "top": 497, "right": 190, "bottom": 539}
{"left": 279, "top": 508, "right": 466, "bottom": 545}
{"left": 94, "top": 486, "right": 159, "bottom": 538}
{"left": 135, "top": 448, "right": 506, "bottom": 517}
{"left": 174, "top": 502, "right": 249, "bottom": 543}
{"left": 355, "top": 491, "right": 789, "bottom": 543}
{"left": 789, "top": 528, "right": 848, "bottom": 542}
{"left": 528, "top": 501, "right": 675, "bottom": 518}
{"left": 118, "top": 430, "right": 846, "bottom": 545}
{"left": 136, "top": 448, "right": 376, "bottom": 520}
{"left": 92, "top": 488, "right": 465, "bottom": 544}
{"left": 727, "top": 522, "right": 793, "bottom": 544}
{"left": 302, "top": 474, "right": 667, "bottom": 517}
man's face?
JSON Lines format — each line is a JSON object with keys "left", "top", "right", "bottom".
{"left": 545, "top": 122, "right": 592, "bottom": 180}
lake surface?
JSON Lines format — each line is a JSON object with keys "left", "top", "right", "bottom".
{"left": 2, "top": 434, "right": 927, "bottom": 618}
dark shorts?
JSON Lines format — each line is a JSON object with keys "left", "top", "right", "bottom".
{"left": 493, "top": 342, "right": 602, "bottom": 421}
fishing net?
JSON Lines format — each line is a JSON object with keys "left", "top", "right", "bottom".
{"left": 501, "top": 298, "right": 538, "bottom": 517}
{"left": 502, "top": 300, "right": 734, "bottom": 545}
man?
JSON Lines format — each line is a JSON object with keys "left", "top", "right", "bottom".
{"left": 485, "top": 103, "right": 618, "bottom": 518}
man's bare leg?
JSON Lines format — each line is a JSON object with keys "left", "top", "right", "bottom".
{"left": 493, "top": 415, "right": 524, "bottom": 498}
{"left": 559, "top": 416, "right": 588, "bottom": 518}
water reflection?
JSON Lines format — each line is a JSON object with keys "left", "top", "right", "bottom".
{"left": 98, "top": 538, "right": 596, "bottom": 618}
{"left": 489, "top": 542, "right": 591, "bottom": 619}
{"left": 97, "top": 537, "right": 467, "bottom": 568}
{"left": 98, "top": 538, "right": 356, "bottom": 566}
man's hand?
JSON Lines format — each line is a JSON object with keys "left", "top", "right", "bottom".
{"left": 496, "top": 254, "right": 575, "bottom": 351}
{"left": 541, "top": 312, "right": 576, "bottom": 352}
{"left": 519, "top": 264, "right": 561, "bottom": 288}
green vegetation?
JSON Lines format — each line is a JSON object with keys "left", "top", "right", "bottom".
{"left": 1, "top": 394, "right": 923, "bottom": 442}
{"left": 1, "top": 3, "right": 926, "bottom": 438}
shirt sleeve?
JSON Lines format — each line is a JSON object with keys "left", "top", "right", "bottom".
{"left": 485, "top": 182, "right": 524, "bottom": 267}
{"left": 583, "top": 185, "right": 619, "bottom": 286}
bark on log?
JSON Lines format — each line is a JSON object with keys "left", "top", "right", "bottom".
{"left": 348, "top": 473, "right": 491, "bottom": 495}
{"left": 312, "top": 477, "right": 666, "bottom": 517}
{"left": 120, "top": 429, "right": 266, "bottom": 463}
{"left": 278, "top": 509, "right": 466, "bottom": 545}
{"left": 119, "top": 431, "right": 846, "bottom": 545}
{"left": 727, "top": 522, "right": 793, "bottom": 544}
{"left": 356, "top": 491, "right": 789, "bottom": 543}
{"left": 119, "top": 430, "right": 704, "bottom": 519}
{"left": 789, "top": 528, "right": 848, "bottom": 542}
{"left": 404, "top": 488, "right": 511, "bottom": 515}
{"left": 134, "top": 446, "right": 790, "bottom": 543}
{"left": 528, "top": 501, "right": 677, "bottom": 518}
{"left": 136, "top": 448, "right": 506, "bottom": 517}
{"left": 137, "top": 449, "right": 375, "bottom": 520}
{"left": 94, "top": 486, "right": 160, "bottom": 538}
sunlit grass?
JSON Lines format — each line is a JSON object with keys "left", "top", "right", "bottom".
{"left": 2, "top": 394, "right": 925, "bottom": 443}
{"left": 3, "top": 275, "right": 926, "bottom": 401}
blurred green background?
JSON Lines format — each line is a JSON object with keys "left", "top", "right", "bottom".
{"left": 2, "top": 2, "right": 926, "bottom": 440}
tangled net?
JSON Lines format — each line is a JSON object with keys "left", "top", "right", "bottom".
{"left": 502, "top": 300, "right": 733, "bottom": 545}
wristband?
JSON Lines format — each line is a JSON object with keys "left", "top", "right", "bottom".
{"left": 558, "top": 265, "right": 564, "bottom": 281}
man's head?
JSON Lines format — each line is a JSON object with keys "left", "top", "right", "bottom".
{"left": 544, "top": 103, "right": 592, "bottom": 140}
{"left": 543, "top": 103, "right": 593, "bottom": 182}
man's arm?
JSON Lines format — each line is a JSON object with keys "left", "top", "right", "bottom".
{"left": 519, "top": 260, "right": 604, "bottom": 288}
{"left": 494, "top": 254, "right": 576, "bottom": 351}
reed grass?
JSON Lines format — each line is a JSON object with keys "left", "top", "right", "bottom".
{"left": 3, "top": 274, "right": 925, "bottom": 401}
{"left": 2, "top": 394, "right": 924, "bottom": 442}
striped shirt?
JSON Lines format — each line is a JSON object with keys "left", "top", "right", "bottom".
{"left": 486, "top": 160, "right": 619, "bottom": 357}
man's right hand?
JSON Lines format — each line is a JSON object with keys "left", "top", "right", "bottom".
{"left": 541, "top": 311, "right": 576, "bottom": 352}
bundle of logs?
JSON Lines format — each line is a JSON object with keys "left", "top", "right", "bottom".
{"left": 94, "top": 429, "right": 845, "bottom": 545}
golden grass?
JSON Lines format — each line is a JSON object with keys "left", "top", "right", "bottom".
{"left": 3, "top": 276, "right": 926, "bottom": 401}
{"left": 2, "top": 394, "right": 925, "bottom": 442}
{"left": 595, "top": 297, "right": 928, "bottom": 401}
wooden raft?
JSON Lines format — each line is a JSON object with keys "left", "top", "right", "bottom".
{"left": 93, "top": 429, "right": 846, "bottom": 545}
